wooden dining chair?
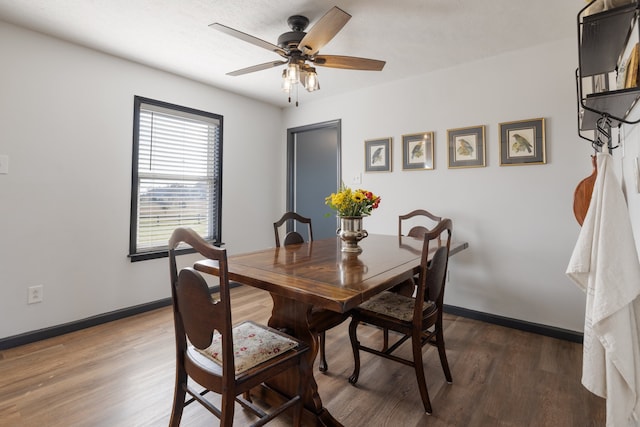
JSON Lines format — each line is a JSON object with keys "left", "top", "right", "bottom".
{"left": 399, "top": 209, "right": 443, "bottom": 240}
{"left": 384, "top": 209, "right": 444, "bottom": 348}
{"left": 348, "top": 218, "right": 453, "bottom": 415}
{"left": 273, "top": 211, "right": 313, "bottom": 247}
{"left": 168, "top": 227, "right": 309, "bottom": 427}
{"left": 273, "top": 212, "right": 345, "bottom": 373}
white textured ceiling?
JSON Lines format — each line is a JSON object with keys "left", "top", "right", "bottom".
{"left": 0, "top": 0, "right": 583, "bottom": 108}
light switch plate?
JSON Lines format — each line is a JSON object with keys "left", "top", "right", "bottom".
{"left": 0, "top": 155, "right": 8, "bottom": 174}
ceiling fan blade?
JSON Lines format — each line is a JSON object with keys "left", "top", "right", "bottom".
{"left": 298, "top": 7, "right": 351, "bottom": 56}
{"left": 312, "top": 55, "right": 386, "bottom": 71}
{"left": 210, "top": 23, "right": 287, "bottom": 57}
{"left": 226, "top": 60, "right": 288, "bottom": 76}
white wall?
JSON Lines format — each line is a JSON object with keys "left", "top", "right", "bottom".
{"left": 3, "top": 20, "right": 625, "bottom": 339}
{"left": 0, "top": 22, "right": 285, "bottom": 338}
{"left": 620, "top": 105, "right": 640, "bottom": 250}
{"left": 609, "top": 23, "right": 640, "bottom": 251}
{"left": 283, "top": 37, "right": 595, "bottom": 332}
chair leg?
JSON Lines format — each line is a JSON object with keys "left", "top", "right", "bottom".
{"left": 412, "top": 331, "right": 433, "bottom": 414}
{"left": 318, "top": 331, "right": 328, "bottom": 372}
{"left": 348, "top": 318, "right": 361, "bottom": 384}
{"left": 292, "top": 396, "right": 303, "bottom": 427}
{"left": 436, "top": 321, "right": 452, "bottom": 383}
{"left": 294, "top": 354, "right": 310, "bottom": 427}
{"left": 220, "top": 393, "right": 235, "bottom": 427}
{"left": 169, "top": 369, "right": 187, "bottom": 427}
{"left": 382, "top": 327, "right": 389, "bottom": 352}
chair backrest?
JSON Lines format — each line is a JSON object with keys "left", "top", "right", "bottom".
{"left": 414, "top": 218, "right": 452, "bottom": 315}
{"left": 398, "top": 209, "right": 443, "bottom": 239}
{"left": 169, "top": 227, "right": 235, "bottom": 376}
{"left": 273, "top": 212, "right": 313, "bottom": 247}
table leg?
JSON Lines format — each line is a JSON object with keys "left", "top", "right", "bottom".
{"left": 266, "top": 294, "right": 344, "bottom": 427}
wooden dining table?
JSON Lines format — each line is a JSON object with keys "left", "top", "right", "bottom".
{"left": 194, "top": 234, "right": 468, "bottom": 426}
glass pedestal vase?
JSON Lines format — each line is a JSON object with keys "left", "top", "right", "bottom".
{"left": 337, "top": 216, "right": 368, "bottom": 253}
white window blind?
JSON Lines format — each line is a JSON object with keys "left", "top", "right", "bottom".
{"left": 130, "top": 97, "right": 222, "bottom": 259}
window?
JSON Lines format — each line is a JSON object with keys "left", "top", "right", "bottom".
{"left": 129, "top": 96, "right": 223, "bottom": 261}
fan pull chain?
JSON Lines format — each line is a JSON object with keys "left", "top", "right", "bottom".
{"left": 287, "top": 83, "right": 300, "bottom": 107}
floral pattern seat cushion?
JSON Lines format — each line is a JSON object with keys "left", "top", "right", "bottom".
{"left": 358, "top": 291, "right": 436, "bottom": 322}
{"left": 196, "top": 321, "right": 299, "bottom": 374}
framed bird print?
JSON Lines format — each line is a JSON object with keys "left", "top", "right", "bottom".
{"left": 499, "top": 118, "right": 546, "bottom": 166}
{"left": 402, "top": 132, "right": 434, "bottom": 170}
{"left": 364, "top": 137, "right": 392, "bottom": 172}
{"left": 447, "top": 125, "right": 486, "bottom": 168}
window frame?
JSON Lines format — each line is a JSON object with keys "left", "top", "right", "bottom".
{"left": 128, "top": 96, "right": 223, "bottom": 262}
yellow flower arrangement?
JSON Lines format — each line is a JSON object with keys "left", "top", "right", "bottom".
{"left": 325, "top": 184, "right": 381, "bottom": 217}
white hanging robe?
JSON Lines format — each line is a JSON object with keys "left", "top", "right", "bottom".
{"left": 567, "top": 153, "right": 640, "bottom": 427}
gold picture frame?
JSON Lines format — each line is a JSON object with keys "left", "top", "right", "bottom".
{"left": 499, "top": 118, "right": 546, "bottom": 166}
{"left": 447, "top": 125, "right": 486, "bottom": 168}
{"left": 402, "top": 132, "right": 434, "bottom": 170}
{"left": 364, "top": 137, "right": 392, "bottom": 172}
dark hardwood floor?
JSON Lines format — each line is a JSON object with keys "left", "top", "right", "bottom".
{"left": 0, "top": 285, "right": 605, "bottom": 426}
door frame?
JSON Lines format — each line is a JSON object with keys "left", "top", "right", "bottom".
{"left": 286, "top": 119, "right": 342, "bottom": 220}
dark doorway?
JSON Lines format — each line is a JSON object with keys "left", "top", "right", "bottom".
{"left": 286, "top": 120, "right": 341, "bottom": 240}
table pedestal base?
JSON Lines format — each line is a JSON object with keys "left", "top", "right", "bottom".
{"left": 263, "top": 294, "right": 344, "bottom": 427}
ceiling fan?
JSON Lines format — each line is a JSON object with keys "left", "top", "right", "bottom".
{"left": 210, "top": 6, "right": 386, "bottom": 104}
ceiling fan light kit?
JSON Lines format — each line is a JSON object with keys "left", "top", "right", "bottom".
{"left": 210, "top": 6, "right": 385, "bottom": 106}
{"left": 282, "top": 62, "right": 319, "bottom": 93}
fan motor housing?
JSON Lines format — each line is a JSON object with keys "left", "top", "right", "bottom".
{"left": 278, "top": 15, "right": 309, "bottom": 50}
{"left": 277, "top": 31, "right": 305, "bottom": 50}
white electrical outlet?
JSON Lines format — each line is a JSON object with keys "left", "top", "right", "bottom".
{"left": 352, "top": 173, "right": 362, "bottom": 185}
{"left": 28, "top": 285, "right": 43, "bottom": 304}
{"left": 0, "top": 155, "right": 8, "bottom": 174}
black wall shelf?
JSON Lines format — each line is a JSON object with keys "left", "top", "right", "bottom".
{"left": 582, "top": 87, "right": 640, "bottom": 130}
{"left": 580, "top": 3, "right": 637, "bottom": 76}
{"left": 577, "top": 1, "right": 640, "bottom": 147}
